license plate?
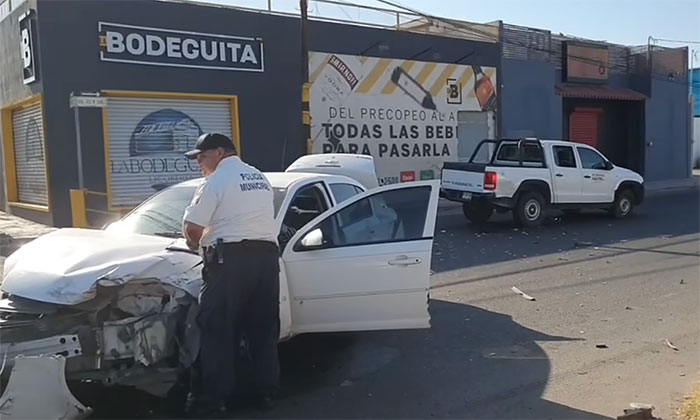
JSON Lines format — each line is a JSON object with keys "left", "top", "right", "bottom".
{"left": 462, "top": 192, "right": 472, "bottom": 200}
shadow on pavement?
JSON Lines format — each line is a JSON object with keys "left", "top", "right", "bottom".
{"left": 237, "top": 300, "right": 606, "bottom": 419}
{"left": 432, "top": 189, "right": 700, "bottom": 273}
{"left": 76, "top": 301, "right": 607, "bottom": 419}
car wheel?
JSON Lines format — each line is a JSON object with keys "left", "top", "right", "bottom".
{"left": 609, "top": 189, "right": 635, "bottom": 218}
{"left": 462, "top": 202, "right": 494, "bottom": 224}
{"left": 514, "top": 191, "right": 547, "bottom": 227}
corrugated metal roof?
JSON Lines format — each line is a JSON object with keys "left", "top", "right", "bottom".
{"left": 555, "top": 84, "right": 647, "bottom": 101}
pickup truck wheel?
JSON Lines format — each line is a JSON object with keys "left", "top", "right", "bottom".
{"left": 514, "top": 191, "right": 547, "bottom": 227}
{"left": 609, "top": 189, "right": 635, "bottom": 218}
{"left": 463, "top": 202, "right": 494, "bottom": 224}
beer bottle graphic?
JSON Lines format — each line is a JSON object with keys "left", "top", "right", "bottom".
{"left": 472, "top": 65, "right": 497, "bottom": 111}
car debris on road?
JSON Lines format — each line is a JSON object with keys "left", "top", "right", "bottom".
{"left": 511, "top": 286, "right": 536, "bottom": 301}
{"left": 664, "top": 339, "right": 680, "bottom": 351}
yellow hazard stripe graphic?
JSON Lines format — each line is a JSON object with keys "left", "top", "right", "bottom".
{"left": 415, "top": 62, "right": 437, "bottom": 87}
{"left": 381, "top": 60, "right": 416, "bottom": 94}
{"left": 309, "top": 55, "right": 330, "bottom": 84}
{"left": 429, "top": 64, "right": 458, "bottom": 97}
{"left": 355, "top": 58, "right": 392, "bottom": 94}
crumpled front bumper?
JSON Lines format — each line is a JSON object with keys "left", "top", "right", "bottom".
{"left": 0, "top": 355, "right": 92, "bottom": 419}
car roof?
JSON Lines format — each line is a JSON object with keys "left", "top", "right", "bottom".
{"left": 171, "top": 172, "right": 364, "bottom": 190}
{"left": 264, "top": 172, "right": 363, "bottom": 189}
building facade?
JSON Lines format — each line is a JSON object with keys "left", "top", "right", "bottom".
{"left": 0, "top": 0, "right": 692, "bottom": 227}
{"left": 0, "top": 0, "right": 500, "bottom": 227}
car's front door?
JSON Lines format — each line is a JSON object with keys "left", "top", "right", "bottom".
{"left": 576, "top": 146, "right": 615, "bottom": 203}
{"left": 281, "top": 181, "right": 439, "bottom": 334}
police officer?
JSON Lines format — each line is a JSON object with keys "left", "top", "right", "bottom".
{"left": 182, "top": 133, "right": 280, "bottom": 416}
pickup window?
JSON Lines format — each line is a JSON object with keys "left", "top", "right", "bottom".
{"left": 494, "top": 143, "right": 544, "bottom": 166}
{"left": 577, "top": 147, "right": 608, "bottom": 170}
{"left": 553, "top": 146, "right": 577, "bottom": 168}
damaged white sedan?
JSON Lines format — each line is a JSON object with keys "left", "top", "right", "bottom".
{"left": 0, "top": 154, "right": 439, "bottom": 419}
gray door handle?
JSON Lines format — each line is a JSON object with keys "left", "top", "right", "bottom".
{"left": 555, "top": 173, "right": 564, "bottom": 177}
{"left": 388, "top": 255, "right": 421, "bottom": 266}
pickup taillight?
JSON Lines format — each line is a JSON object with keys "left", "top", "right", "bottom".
{"left": 484, "top": 171, "right": 498, "bottom": 191}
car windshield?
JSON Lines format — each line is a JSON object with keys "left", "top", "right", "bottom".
{"left": 106, "top": 183, "right": 288, "bottom": 236}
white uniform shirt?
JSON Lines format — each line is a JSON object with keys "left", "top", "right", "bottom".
{"left": 183, "top": 156, "right": 277, "bottom": 247}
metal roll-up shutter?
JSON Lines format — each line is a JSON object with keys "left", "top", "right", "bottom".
{"left": 106, "top": 96, "right": 234, "bottom": 208}
{"left": 12, "top": 102, "right": 48, "bottom": 206}
{"left": 569, "top": 110, "right": 600, "bottom": 149}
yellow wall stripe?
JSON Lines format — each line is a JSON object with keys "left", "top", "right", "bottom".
{"left": 429, "top": 64, "right": 458, "bottom": 97}
{"left": 309, "top": 55, "right": 330, "bottom": 84}
{"left": 381, "top": 60, "right": 416, "bottom": 94}
{"left": 415, "top": 62, "right": 438, "bottom": 86}
{"left": 355, "top": 58, "right": 392, "bottom": 94}
{"left": 455, "top": 67, "right": 475, "bottom": 96}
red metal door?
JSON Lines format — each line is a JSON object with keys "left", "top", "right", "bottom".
{"left": 569, "top": 109, "right": 601, "bottom": 148}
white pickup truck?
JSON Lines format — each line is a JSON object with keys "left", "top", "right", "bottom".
{"left": 440, "top": 138, "right": 645, "bottom": 227}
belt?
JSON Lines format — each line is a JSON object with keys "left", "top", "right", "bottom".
{"left": 202, "top": 239, "right": 277, "bottom": 253}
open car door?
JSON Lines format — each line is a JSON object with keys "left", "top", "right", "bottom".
{"left": 282, "top": 180, "right": 439, "bottom": 334}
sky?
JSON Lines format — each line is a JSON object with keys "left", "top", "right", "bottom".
{"left": 202, "top": 0, "right": 700, "bottom": 66}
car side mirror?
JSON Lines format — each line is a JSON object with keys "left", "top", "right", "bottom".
{"left": 605, "top": 161, "right": 614, "bottom": 170}
{"left": 300, "top": 228, "right": 324, "bottom": 249}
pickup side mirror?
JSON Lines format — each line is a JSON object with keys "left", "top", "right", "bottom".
{"left": 605, "top": 161, "right": 614, "bottom": 170}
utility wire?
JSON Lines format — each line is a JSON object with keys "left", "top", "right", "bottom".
{"left": 368, "top": 0, "right": 699, "bottom": 88}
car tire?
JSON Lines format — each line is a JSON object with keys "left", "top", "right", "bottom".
{"left": 609, "top": 189, "right": 635, "bottom": 218}
{"left": 513, "top": 191, "right": 547, "bottom": 227}
{"left": 463, "top": 202, "right": 494, "bottom": 224}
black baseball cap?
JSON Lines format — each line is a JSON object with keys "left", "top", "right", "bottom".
{"left": 184, "top": 133, "right": 235, "bottom": 159}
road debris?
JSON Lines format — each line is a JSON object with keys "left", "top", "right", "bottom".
{"left": 625, "top": 305, "right": 633, "bottom": 310}
{"left": 603, "top": 282, "right": 608, "bottom": 285}
{"left": 680, "top": 279, "right": 686, "bottom": 284}
{"left": 340, "top": 380, "right": 353, "bottom": 387}
{"left": 596, "top": 344, "right": 609, "bottom": 349}
{"left": 558, "top": 257, "right": 569, "bottom": 261}
{"left": 664, "top": 339, "right": 679, "bottom": 351}
{"left": 511, "top": 286, "right": 536, "bottom": 301}
{"left": 577, "top": 371, "right": 588, "bottom": 375}
{"left": 607, "top": 260, "right": 612, "bottom": 264}
{"left": 680, "top": 372, "right": 686, "bottom": 377}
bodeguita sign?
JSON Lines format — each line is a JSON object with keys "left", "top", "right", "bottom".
{"left": 98, "top": 22, "right": 264, "bottom": 72}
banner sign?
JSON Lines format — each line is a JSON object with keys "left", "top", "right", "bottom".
{"left": 309, "top": 52, "right": 497, "bottom": 185}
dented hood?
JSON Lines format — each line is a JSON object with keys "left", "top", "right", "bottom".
{"left": 1, "top": 228, "right": 202, "bottom": 305}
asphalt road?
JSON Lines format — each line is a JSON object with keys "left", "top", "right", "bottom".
{"left": 3, "top": 188, "right": 699, "bottom": 419}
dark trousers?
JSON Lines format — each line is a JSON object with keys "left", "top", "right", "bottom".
{"left": 195, "top": 240, "right": 280, "bottom": 408}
